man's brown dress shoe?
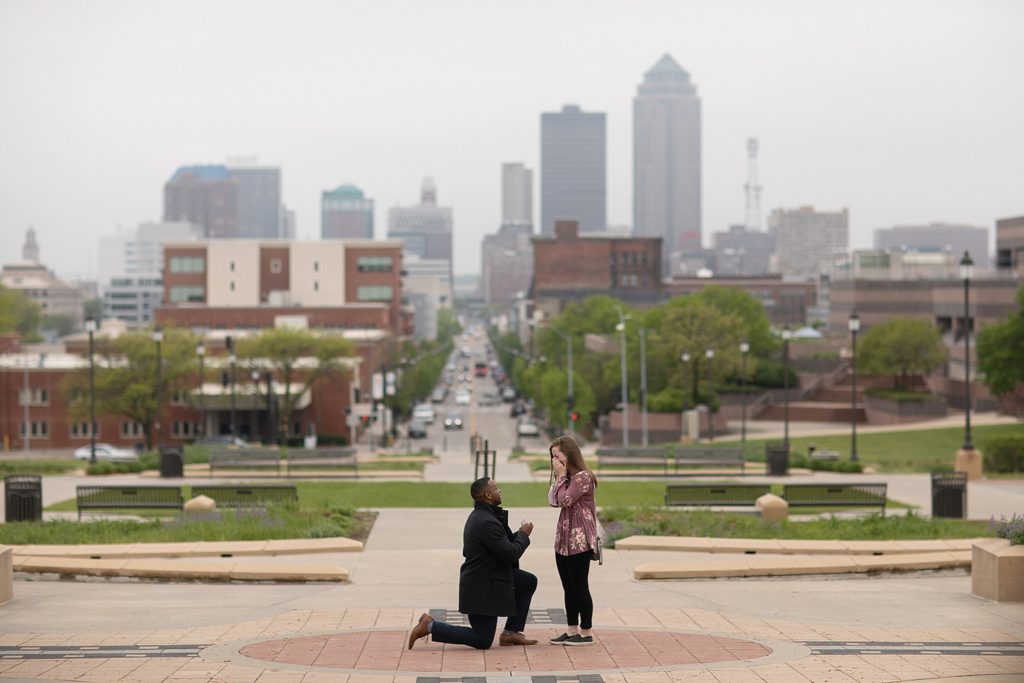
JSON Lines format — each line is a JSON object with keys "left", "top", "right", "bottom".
{"left": 499, "top": 631, "right": 538, "bottom": 646}
{"left": 408, "top": 613, "right": 433, "bottom": 650}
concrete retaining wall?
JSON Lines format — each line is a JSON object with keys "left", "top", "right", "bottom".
{"left": 864, "top": 394, "right": 949, "bottom": 425}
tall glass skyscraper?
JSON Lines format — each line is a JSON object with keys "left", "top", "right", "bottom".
{"left": 540, "top": 105, "right": 606, "bottom": 235}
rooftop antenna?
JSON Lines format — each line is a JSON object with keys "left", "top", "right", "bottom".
{"left": 744, "top": 138, "right": 763, "bottom": 231}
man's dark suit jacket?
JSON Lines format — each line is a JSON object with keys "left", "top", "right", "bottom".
{"left": 458, "top": 502, "right": 531, "bottom": 616}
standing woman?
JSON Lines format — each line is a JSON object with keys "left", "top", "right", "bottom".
{"left": 547, "top": 435, "right": 598, "bottom": 646}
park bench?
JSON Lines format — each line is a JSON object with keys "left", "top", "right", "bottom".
{"left": 595, "top": 447, "right": 673, "bottom": 475}
{"left": 76, "top": 485, "right": 183, "bottom": 520}
{"left": 285, "top": 447, "right": 358, "bottom": 477}
{"left": 665, "top": 483, "right": 771, "bottom": 507}
{"left": 190, "top": 484, "right": 298, "bottom": 508}
{"left": 673, "top": 447, "right": 745, "bottom": 472}
{"left": 208, "top": 448, "right": 281, "bottom": 476}
{"left": 808, "top": 449, "right": 840, "bottom": 461}
{"left": 782, "top": 483, "right": 888, "bottom": 512}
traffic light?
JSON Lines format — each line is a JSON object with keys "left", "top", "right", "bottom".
{"left": 570, "top": 411, "right": 579, "bottom": 422}
{"left": 360, "top": 415, "right": 370, "bottom": 426}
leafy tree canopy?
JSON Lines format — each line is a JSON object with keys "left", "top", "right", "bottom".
{"left": 857, "top": 318, "right": 946, "bottom": 391}
{"left": 0, "top": 285, "right": 42, "bottom": 341}
{"left": 977, "top": 284, "right": 1024, "bottom": 407}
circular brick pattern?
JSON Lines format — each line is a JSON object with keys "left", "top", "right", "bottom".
{"left": 239, "top": 627, "right": 772, "bottom": 672}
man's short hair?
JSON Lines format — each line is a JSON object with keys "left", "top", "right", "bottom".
{"left": 470, "top": 477, "right": 491, "bottom": 501}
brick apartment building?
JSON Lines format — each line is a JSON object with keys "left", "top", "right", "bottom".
{"left": 532, "top": 220, "right": 662, "bottom": 318}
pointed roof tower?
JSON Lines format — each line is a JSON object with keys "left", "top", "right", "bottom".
{"left": 22, "top": 226, "right": 40, "bottom": 262}
{"left": 639, "top": 54, "right": 695, "bottom": 94}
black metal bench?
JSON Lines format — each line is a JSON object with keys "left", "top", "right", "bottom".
{"left": 595, "top": 447, "right": 672, "bottom": 475}
{"left": 190, "top": 485, "right": 298, "bottom": 508}
{"left": 208, "top": 448, "right": 281, "bottom": 476}
{"left": 673, "top": 447, "right": 745, "bottom": 472}
{"left": 76, "top": 485, "right": 183, "bottom": 520}
{"left": 782, "top": 483, "right": 888, "bottom": 512}
{"left": 665, "top": 483, "right": 771, "bottom": 507}
{"left": 285, "top": 447, "right": 358, "bottom": 477}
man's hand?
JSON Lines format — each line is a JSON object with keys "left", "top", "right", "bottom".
{"left": 519, "top": 522, "right": 534, "bottom": 536}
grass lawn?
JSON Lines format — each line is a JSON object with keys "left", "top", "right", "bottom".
{"left": 600, "top": 507, "right": 989, "bottom": 545}
{"left": 0, "top": 459, "right": 81, "bottom": 476}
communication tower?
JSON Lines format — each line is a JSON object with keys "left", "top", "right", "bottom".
{"left": 744, "top": 138, "right": 763, "bottom": 230}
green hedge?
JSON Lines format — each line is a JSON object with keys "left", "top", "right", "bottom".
{"left": 982, "top": 435, "right": 1024, "bottom": 473}
{"left": 789, "top": 453, "right": 863, "bottom": 473}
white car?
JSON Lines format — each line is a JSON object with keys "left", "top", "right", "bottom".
{"left": 73, "top": 443, "right": 139, "bottom": 462}
{"left": 412, "top": 404, "right": 436, "bottom": 424}
{"left": 455, "top": 389, "right": 471, "bottom": 405}
{"left": 516, "top": 419, "right": 540, "bottom": 437}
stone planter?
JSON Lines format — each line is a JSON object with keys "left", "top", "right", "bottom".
{"left": 0, "top": 545, "right": 12, "bottom": 606}
{"left": 971, "top": 538, "right": 1024, "bottom": 602}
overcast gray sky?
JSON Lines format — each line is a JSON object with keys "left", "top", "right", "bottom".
{"left": 1, "top": 0, "right": 1022, "bottom": 280}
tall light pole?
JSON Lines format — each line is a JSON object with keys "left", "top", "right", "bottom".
{"left": 640, "top": 328, "right": 649, "bottom": 446}
{"left": 782, "top": 327, "right": 793, "bottom": 452}
{"left": 681, "top": 352, "right": 690, "bottom": 411}
{"left": 196, "top": 341, "right": 205, "bottom": 438}
{"left": 227, "top": 336, "right": 237, "bottom": 439}
{"left": 22, "top": 356, "right": 29, "bottom": 454}
{"left": 86, "top": 317, "right": 97, "bottom": 464}
{"left": 251, "top": 369, "right": 262, "bottom": 443}
{"left": 548, "top": 326, "right": 574, "bottom": 435}
{"left": 740, "top": 340, "right": 750, "bottom": 453}
{"left": 614, "top": 306, "right": 630, "bottom": 447}
{"left": 153, "top": 326, "right": 163, "bottom": 448}
{"left": 960, "top": 251, "right": 974, "bottom": 451}
{"left": 705, "top": 348, "right": 715, "bottom": 442}
{"left": 848, "top": 311, "right": 860, "bottom": 462}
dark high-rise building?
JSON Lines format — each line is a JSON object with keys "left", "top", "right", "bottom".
{"left": 540, "top": 105, "right": 606, "bottom": 235}
{"left": 163, "top": 165, "right": 240, "bottom": 239}
{"left": 387, "top": 178, "right": 453, "bottom": 286}
{"left": 226, "top": 161, "right": 283, "bottom": 239}
{"left": 633, "top": 54, "right": 702, "bottom": 274}
{"left": 322, "top": 185, "right": 375, "bottom": 239}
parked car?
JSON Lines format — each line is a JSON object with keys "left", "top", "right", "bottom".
{"left": 510, "top": 401, "right": 527, "bottom": 417}
{"left": 73, "top": 443, "right": 139, "bottom": 462}
{"left": 431, "top": 387, "right": 448, "bottom": 403}
{"left": 455, "top": 389, "right": 471, "bottom": 405}
{"left": 443, "top": 412, "right": 464, "bottom": 430}
{"left": 479, "top": 392, "right": 501, "bottom": 407}
{"left": 408, "top": 420, "right": 428, "bottom": 438}
{"left": 516, "top": 418, "right": 540, "bottom": 437}
{"left": 412, "top": 404, "right": 436, "bottom": 424}
{"left": 501, "top": 386, "right": 517, "bottom": 402}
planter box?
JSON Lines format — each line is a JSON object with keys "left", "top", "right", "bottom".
{"left": 972, "top": 538, "right": 1024, "bottom": 602}
{"left": 0, "top": 546, "right": 12, "bottom": 606}
{"left": 864, "top": 394, "right": 948, "bottom": 425}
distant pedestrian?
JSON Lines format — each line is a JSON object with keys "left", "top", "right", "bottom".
{"left": 407, "top": 477, "right": 539, "bottom": 650}
{"left": 547, "top": 435, "right": 599, "bottom": 646}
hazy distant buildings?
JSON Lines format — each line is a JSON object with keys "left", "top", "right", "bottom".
{"left": 770, "top": 206, "right": 849, "bottom": 278}
{"left": 163, "top": 165, "right": 240, "bottom": 239}
{"left": 322, "top": 185, "right": 374, "bottom": 239}
{"left": 633, "top": 54, "right": 702, "bottom": 274}
{"left": 103, "top": 277, "right": 164, "bottom": 328}
{"left": 482, "top": 222, "right": 533, "bottom": 307}
{"left": 1, "top": 228, "right": 84, "bottom": 330}
{"left": 502, "top": 163, "right": 533, "bottom": 225}
{"left": 996, "top": 215, "right": 1024, "bottom": 275}
{"left": 98, "top": 221, "right": 200, "bottom": 290}
{"left": 711, "top": 225, "right": 774, "bottom": 277}
{"left": 873, "top": 223, "right": 989, "bottom": 269}
{"left": 226, "top": 160, "right": 283, "bottom": 239}
{"left": 540, "top": 105, "right": 606, "bottom": 235}
{"left": 387, "top": 178, "right": 453, "bottom": 286}
{"left": 403, "top": 255, "right": 452, "bottom": 341}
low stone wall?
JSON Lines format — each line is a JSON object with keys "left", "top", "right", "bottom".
{"left": 0, "top": 545, "right": 12, "bottom": 606}
{"left": 864, "top": 394, "right": 948, "bottom": 425}
{"left": 972, "top": 538, "right": 1024, "bottom": 602}
{"left": 598, "top": 407, "right": 727, "bottom": 445}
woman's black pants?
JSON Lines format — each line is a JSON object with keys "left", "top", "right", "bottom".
{"left": 555, "top": 551, "right": 593, "bottom": 630}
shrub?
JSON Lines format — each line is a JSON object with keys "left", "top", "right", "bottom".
{"left": 752, "top": 359, "right": 798, "bottom": 389}
{"left": 990, "top": 514, "right": 1024, "bottom": 545}
{"left": 86, "top": 461, "right": 145, "bottom": 475}
{"left": 789, "top": 454, "right": 863, "bottom": 473}
{"left": 982, "top": 436, "right": 1024, "bottom": 473}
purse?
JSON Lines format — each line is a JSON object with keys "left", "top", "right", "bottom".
{"left": 590, "top": 537, "right": 603, "bottom": 565}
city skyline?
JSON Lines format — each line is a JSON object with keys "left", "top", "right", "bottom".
{"left": 1, "top": 0, "right": 1022, "bottom": 279}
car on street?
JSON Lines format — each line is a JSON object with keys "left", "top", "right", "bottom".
{"left": 515, "top": 418, "right": 540, "bottom": 437}
{"left": 501, "top": 386, "right": 517, "bottom": 402}
{"left": 455, "top": 389, "right": 471, "bottom": 405}
{"left": 72, "top": 443, "right": 139, "bottom": 462}
{"left": 479, "top": 392, "right": 501, "bottom": 407}
{"left": 443, "top": 412, "right": 464, "bottom": 430}
{"left": 412, "top": 404, "right": 436, "bottom": 424}
{"left": 408, "top": 420, "right": 428, "bottom": 438}
{"left": 431, "top": 387, "right": 448, "bottom": 403}
{"left": 510, "top": 401, "right": 527, "bottom": 417}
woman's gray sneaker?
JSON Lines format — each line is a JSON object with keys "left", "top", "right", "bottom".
{"left": 564, "top": 634, "right": 594, "bottom": 646}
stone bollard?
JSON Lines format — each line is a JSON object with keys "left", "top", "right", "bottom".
{"left": 0, "top": 546, "right": 12, "bottom": 606}
{"left": 756, "top": 493, "right": 789, "bottom": 523}
{"left": 183, "top": 495, "right": 217, "bottom": 513}
{"left": 955, "top": 447, "right": 983, "bottom": 480}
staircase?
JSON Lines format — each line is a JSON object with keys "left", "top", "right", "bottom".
{"left": 755, "top": 367, "right": 871, "bottom": 424}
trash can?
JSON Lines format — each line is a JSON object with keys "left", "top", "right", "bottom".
{"left": 4, "top": 475, "right": 42, "bottom": 522}
{"left": 159, "top": 447, "right": 184, "bottom": 478}
{"left": 766, "top": 442, "right": 790, "bottom": 476}
{"left": 931, "top": 472, "right": 967, "bottom": 518}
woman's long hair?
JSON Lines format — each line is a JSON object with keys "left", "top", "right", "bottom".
{"left": 549, "top": 435, "right": 598, "bottom": 488}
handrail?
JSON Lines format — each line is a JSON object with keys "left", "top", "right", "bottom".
{"left": 798, "top": 359, "right": 850, "bottom": 401}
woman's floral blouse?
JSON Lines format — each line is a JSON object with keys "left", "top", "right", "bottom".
{"left": 548, "top": 470, "right": 598, "bottom": 556}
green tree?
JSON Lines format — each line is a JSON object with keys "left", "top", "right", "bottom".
{"left": 41, "top": 313, "right": 75, "bottom": 338}
{"left": 858, "top": 318, "right": 946, "bottom": 391}
{"left": 692, "top": 286, "right": 777, "bottom": 356}
{"left": 0, "top": 285, "right": 42, "bottom": 341}
{"left": 436, "top": 308, "right": 462, "bottom": 344}
{"left": 83, "top": 298, "right": 103, "bottom": 322}
{"left": 394, "top": 339, "right": 451, "bottom": 416}
{"left": 64, "top": 327, "right": 198, "bottom": 449}
{"left": 978, "top": 284, "right": 1024, "bottom": 416}
{"left": 236, "top": 328, "right": 355, "bottom": 443}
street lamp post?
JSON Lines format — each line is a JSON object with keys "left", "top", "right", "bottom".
{"left": 153, "top": 327, "right": 163, "bottom": 448}
{"left": 782, "top": 327, "right": 793, "bottom": 452}
{"left": 640, "top": 329, "right": 649, "bottom": 446}
{"left": 681, "top": 352, "right": 690, "bottom": 411}
{"left": 740, "top": 341, "right": 750, "bottom": 453}
{"left": 251, "top": 369, "right": 262, "bottom": 443}
{"left": 227, "top": 340, "right": 237, "bottom": 439}
{"left": 705, "top": 348, "right": 715, "bottom": 442}
{"left": 960, "top": 251, "right": 975, "bottom": 451}
{"left": 548, "top": 327, "right": 574, "bottom": 435}
{"left": 86, "top": 317, "right": 97, "bottom": 464}
{"left": 848, "top": 312, "right": 860, "bottom": 462}
{"left": 614, "top": 306, "right": 630, "bottom": 447}
{"left": 196, "top": 341, "right": 205, "bottom": 438}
